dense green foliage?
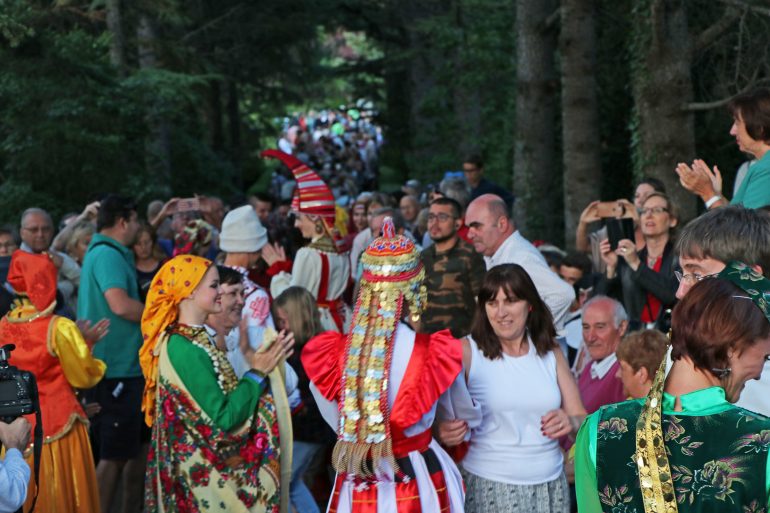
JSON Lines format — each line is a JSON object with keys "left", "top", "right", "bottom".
{"left": 0, "top": 0, "right": 767, "bottom": 243}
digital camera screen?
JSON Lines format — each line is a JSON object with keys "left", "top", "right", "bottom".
{"left": 0, "top": 380, "right": 18, "bottom": 398}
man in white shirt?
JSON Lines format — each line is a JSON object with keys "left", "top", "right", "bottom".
{"left": 0, "top": 418, "right": 31, "bottom": 513}
{"left": 465, "top": 194, "right": 575, "bottom": 332}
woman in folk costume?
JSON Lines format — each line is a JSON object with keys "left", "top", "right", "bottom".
{"left": 261, "top": 149, "right": 352, "bottom": 333}
{"left": 139, "top": 255, "right": 295, "bottom": 513}
{"left": 301, "top": 217, "right": 466, "bottom": 513}
{"left": 575, "top": 262, "right": 770, "bottom": 513}
{"left": 0, "top": 250, "right": 105, "bottom": 513}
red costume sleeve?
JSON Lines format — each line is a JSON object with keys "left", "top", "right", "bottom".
{"left": 300, "top": 330, "right": 346, "bottom": 401}
{"left": 389, "top": 329, "right": 463, "bottom": 430}
{"left": 266, "top": 260, "right": 293, "bottom": 277}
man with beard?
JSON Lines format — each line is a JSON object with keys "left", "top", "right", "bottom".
{"left": 419, "top": 197, "right": 486, "bottom": 338}
{"left": 77, "top": 194, "right": 146, "bottom": 513}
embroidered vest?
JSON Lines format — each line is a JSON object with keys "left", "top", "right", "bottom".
{"left": 596, "top": 400, "right": 770, "bottom": 513}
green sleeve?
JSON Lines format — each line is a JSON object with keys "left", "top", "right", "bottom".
{"left": 766, "top": 450, "right": 770, "bottom": 508}
{"left": 575, "top": 411, "right": 603, "bottom": 513}
{"left": 167, "top": 334, "right": 264, "bottom": 432}
{"left": 732, "top": 159, "right": 770, "bottom": 208}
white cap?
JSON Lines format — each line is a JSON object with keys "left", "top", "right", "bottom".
{"left": 219, "top": 205, "right": 268, "bottom": 253}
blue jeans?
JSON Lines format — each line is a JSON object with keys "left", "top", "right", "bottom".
{"left": 290, "top": 440, "right": 323, "bottom": 513}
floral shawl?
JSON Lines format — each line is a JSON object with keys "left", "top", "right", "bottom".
{"left": 144, "top": 335, "right": 281, "bottom": 513}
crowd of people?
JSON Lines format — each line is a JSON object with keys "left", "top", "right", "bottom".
{"left": 0, "top": 88, "right": 770, "bottom": 513}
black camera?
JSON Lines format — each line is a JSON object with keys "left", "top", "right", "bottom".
{"left": 0, "top": 344, "right": 36, "bottom": 423}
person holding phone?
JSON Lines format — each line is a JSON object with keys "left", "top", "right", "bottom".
{"left": 576, "top": 178, "right": 667, "bottom": 273}
{"left": 597, "top": 192, "right": 679, "bottom": 331}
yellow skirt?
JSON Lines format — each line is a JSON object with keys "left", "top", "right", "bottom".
{"left": 22, "top": 420, "right": 100, "bottom": 513}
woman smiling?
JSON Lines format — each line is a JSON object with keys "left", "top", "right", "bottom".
{"left": 439, "top": 264, "right": 586, "bottom": 513}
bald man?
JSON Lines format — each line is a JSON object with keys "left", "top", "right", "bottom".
{"left": 465, "top": 194, "right": 575, "bottom": 331}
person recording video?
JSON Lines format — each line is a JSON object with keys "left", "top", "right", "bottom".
{"left": 0, "top": 417, "right": 31, "bottom": 513}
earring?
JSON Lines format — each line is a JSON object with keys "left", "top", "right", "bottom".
{"left": 315, "top": 223, "right": 324, "bottom": 235}
{"left": 711, "top": 367, "right": 731, "bottom": 378}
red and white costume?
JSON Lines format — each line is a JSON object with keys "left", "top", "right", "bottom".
{"left": 301, "top": 218, "right": 466, "bottom": 513}
{"left": 262, "top": 149, "right": 352, "bottom": 333}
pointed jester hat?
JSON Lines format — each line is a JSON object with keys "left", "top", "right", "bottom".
{"left": 261, "top": 149, "right": 341, "bottom": 249}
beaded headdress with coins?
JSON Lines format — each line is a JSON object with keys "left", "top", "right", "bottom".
{"left": 332, "top": 217, "right": 427, "bottom": 478}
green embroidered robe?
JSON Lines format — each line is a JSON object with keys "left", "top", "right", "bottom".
{"left": 575, "top": 387, "right": 770, "bottom": 513}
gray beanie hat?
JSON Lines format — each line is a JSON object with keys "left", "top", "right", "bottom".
{"left": 219, "top": 205, "right": 268, "bottom": 253}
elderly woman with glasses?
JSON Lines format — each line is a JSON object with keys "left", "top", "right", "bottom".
{"left": 597, "top": 192, "right": 679, "bottom": 331}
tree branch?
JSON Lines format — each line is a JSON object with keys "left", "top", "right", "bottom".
{"left": 683, "top": 77, "right": 770, "bottom": 111}
{"left": 181, "top": 4, "right": 245, "bottom": 43}
{"left": 692, "top": 7, "right": 741, "bottom": 56}
{"left": 717, "top": 0, "right": 770, "bottom": 17}
{"left": 542, "top": 6, "right": 561, "bottom": 32}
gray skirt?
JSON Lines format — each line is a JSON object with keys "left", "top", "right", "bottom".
{"left": 462, "top": 469, "right": 570, "bottom": 513}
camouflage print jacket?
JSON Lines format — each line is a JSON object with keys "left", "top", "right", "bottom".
{"left": 420, "top": 237, "right": 486, "bottom": 338}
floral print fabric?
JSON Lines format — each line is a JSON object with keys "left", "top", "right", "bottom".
{"left": 596, "top": 400, "right": 770, "bottom": 513}
{"left": 144, "top": 338, "right": 281, "bottom": 513}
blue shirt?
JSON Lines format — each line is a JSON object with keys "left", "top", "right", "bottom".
{"left": 0, "top": 448, "right": 30, "bottom": 513}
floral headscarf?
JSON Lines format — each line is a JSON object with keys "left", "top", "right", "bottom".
{"left": 139, "top": 255, "right": 212, "bottom": 426}
{"left": 718, "top": 261, "right": 770, "bottom": 323}
{"left": 173, "top": 219, "right": 214, "bottom": 257}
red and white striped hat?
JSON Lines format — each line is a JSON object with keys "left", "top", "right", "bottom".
{"left": 261, "top": 149, "right": 336, "bottom": 223}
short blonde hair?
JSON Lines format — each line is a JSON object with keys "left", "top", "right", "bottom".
{"left": 65, "top": 221, "right": 95, "bottom": 255}
{"left": 616, "top": 329, "right": 668, "bottom": 378}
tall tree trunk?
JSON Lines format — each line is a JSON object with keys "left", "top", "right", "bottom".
{"left": 137, "top": 15, "right": 172, "bottom": 195}
{"left": 631, "top": 0, "right": 696, "bottom": 220}
{"left": 451, "top": 0, "right": 482, "bottom": 157}
{"left": 209, "top": 80, "right": 224, "bottom": 153}
{"left": 105, "top": 0, "right": 127, "bottom": 75}
{"left": 513, "top": 0, "right": 560, "bottom": 242}
{"left": 560, "top": 0, "right": 601, "bottom": 249}
{"left": 404, "top": 0, "right": 453, "bottom": 177}
{"left": 226, "top": 80, "right": 242, "bottom": 189}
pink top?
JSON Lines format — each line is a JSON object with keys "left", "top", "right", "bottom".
{"left": 578, "top": 359, "right": 625, "bottom": 414}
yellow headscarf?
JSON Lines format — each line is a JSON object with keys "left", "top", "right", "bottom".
{"left": 139, "top": 255, "right": 212, "bottom": 426}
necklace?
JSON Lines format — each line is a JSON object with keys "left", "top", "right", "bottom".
{"left": 171, "top": 324, "right": 240, "bottom": 393}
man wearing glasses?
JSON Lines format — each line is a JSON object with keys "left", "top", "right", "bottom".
{"left": 419, "top": 197, "right": 486, "bottom": 338}
{"left": 674, "top": 206, "right": 770, "bottom": 299}
{"left": 19, "top": 208, "right": 81, "bottom": 317}
{"left": 672, "top": 205, "right": 770, "bottom": 414}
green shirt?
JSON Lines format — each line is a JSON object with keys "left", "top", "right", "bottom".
{"left": 77, "top": 233, "right": 142, "bottom": 378}
{"left": 732, "top": 151, "right": 770, "bottom": 208}
{"left": 575, "top": 387, "right": 770, "bottom": 512}
{"left": 166, "top": 333, "right": 264, "bottom": 432}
